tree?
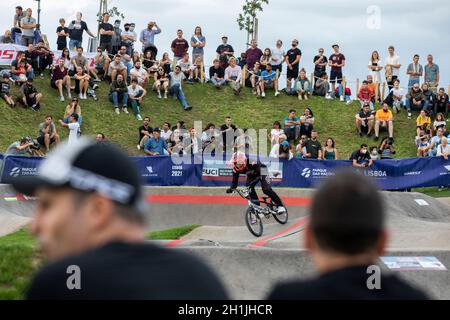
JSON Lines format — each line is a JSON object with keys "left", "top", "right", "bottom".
{"left": 97, "top": 0, "right": 125, "bottom": 26}
{"left": 237, "top": 0, "right": 269, "bottom": 47}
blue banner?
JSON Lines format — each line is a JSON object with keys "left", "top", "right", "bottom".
{"left": 1, "top": 154, "right": 450, "bottom": 190}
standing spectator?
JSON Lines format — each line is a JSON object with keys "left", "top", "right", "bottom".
{"left": 67, "top": 12, "right": 95, "bottom": 50}
{"left": 313, "top": 48, "right": 328, "bottom": 86}
{"left": 140, "top": 21, "right": 161, "bottom": 59}
{"left": 224, "top": 57, "right": 242, "bottom": 96}
{"left": 153, "top": 66, "right": 169, "bottom": 99}
{"left": 406, "top": 83, "right": 425, "bottom": 119}
{"left": 11, "top": 6, "right": 25, "bottom": 45}
{"left": 130, "top": 60, "right": 149, "bottom": 88}
{"left": 20, "top": 78, "right": 42, "bottom": 111}
{"left": 294, "top": 69, "right": 311, "bottom": 100}
{"left": 111, "top": 20, "right": 123, "bottom": 55}
{"left": 1, "top": 74, "right": 15, "bottom": 108}
{"left": 385, "top": 46, "right": 401, "bottom": 90}
{"left": 109, "top": 74, "right": 129, "bottom": 115}
{"left": 314, "top": 73, "right": 331, "bottom": 99}
{"left": 304, "top": 130, "right": 322, "bottom": 160}
{"left": 37, "top": 115, "right": 59, "bottom": 153}
{"left": 169, "top": 65, "right": 192, "bottom": 111}
{"left": 56, "top": 19, "right": 69, "bottom": 50}
{"left": 328, "top": 44, "right": 345, "bottom": 99}
{"left": 271, "top": 40, "right": 285, "bottom": 74}
{"left": 24, "top": 44, "right": 38, "bottom": 76}
{"left": 437, "top": 137, "right": 450, "bottom": 160}
{"left": 295, "top": 135, "right": 308, "bottom": 159}
{"left": 73, "top": 66, "right": 90, "bottom": 100}
{"left": 269, "top": 121, "right": 285, "bottom": 147}
{"left": 374, "top": 103, "right": 394, "bottom": 141}
{"left": 109, "top": 55, "right": 127, "bottom": 82}
{"left": 58, "top": 113, "right": 80, "bottom": 146}
{"left": 368, "top": 50, "right": 383, "bottom": 85}
{"left": 245, "top": 39, "right": 263, "bottom": 72}
{"left": 259, "top": 48, "right": 272, "bottom": 70}
{"left": 357, "top": 80, "right": 374, "bottom": 110}
{"left": 121, "top": 23, "right": 137, "bottom": 56}
{"left": 355, "top": 103, "right": 375, "bottom": 137}
{"left": 406, "top": 54, "right": 423, "bottom": 89}
{"left": 99, "top": 13, "right": 115, "bottom": 54}
{"left": 71, "top": 47, "right": 89, "bottom": 73}
{"left": 51, "top": 58, "right": 72, "bottom": 102}
{"left": 216, "top": 36, "right": 234, "bottom": 70}
{"left": 137, "top": 117, "right": 153, "bottom": 150}
{"left": 285, "top": 39, "right": 302, "bottom": 89}
{"left": 351, "top": 144, "right": 373, "bottom": 168}
{"left": 322, "top": 138, "right": 338, "bottom": 160}
{"left": 434, "top": 88, "right": 449, "bottom": 117}
{"left": 220, "top": 116, "right": 238, "bottom": 153}
{"left": 90, "top": 47, "right": 111, "bottom": 81}
{"left": 20, "top": 8, "right": 36, "bottom": 46}
{"left": 191, "top": 26, "right": 206, "bottom": 63}
{"left": 237, "top": 52, "right": 247, "bottom": 69}
{"left": 144, "top": 128, "right": 169, "bottom": 156}
{"left": 128, "top": 78, "right": 147, "bottom": 121}
{"left": 209, "top": 59, "right": 225, "bottom": 89}
{"left": 259, "top": 63, "right": 280, "bottom": 98}
{"left": 424, "top": 54, "right": 439, "bottom": 93}
{"left": 171, "top": 30, "right": 189, "bottom": 62}
{"left": 283, "top": 109, "right": 300, "bottom": 143}
{"left": 300, "top": 107, "right": 315, "bottom": 138}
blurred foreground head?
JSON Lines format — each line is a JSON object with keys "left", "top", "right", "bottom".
{"left": 12, "top": 138, "right": 147, "bottom": 262}
{"left": 306, "top": 170, "right": 387, "bottom": 272}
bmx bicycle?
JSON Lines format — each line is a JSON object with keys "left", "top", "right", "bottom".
{"left": 234, "top": 188, "right": 288, "bottom": 237}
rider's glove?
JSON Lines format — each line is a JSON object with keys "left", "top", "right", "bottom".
{"left": 226, "top": 188, "right": 234, "bottom": 194}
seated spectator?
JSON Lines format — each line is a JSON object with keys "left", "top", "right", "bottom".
{"left": 259, "top": 48, "right": 272, "bottom": 70}
{"left": 159, "top": 52, "right": 172, "bottom": 75}
{"left": 295, "top": 135, "right": 308, "bottom": 159}
{"left": 118, "top": 46, "right": 133, "bottom": 76}
{"left": 406, "top": 83, "right": 425, "bottom": 119}
{"left": 385, "top": 79, "right": 406, "bottom": 114}
{"left": 378, "top": 137, "right": 396, "bottom": 159}
{"left": 0, "top": 30, "right": 14, "bottom": 43}
{"left": 437, "top": 137, "right": 450, "bottom": 160}
{"left": 177, "top": 53, "right": 194, "bottom": 82}
{"left": 128, "top": 78, "right": 147, "bottom": 120}
{"left": 237, "top": 52, "right": 247, "bottom": 69}
{"left": 109, "top": 74, "right": 129, "bottom": 114}
{"left": 370, "top": 146, "right": 380, "bottom": 160}
{"left": 153, "top": 66, "right": 169, "bottom": 99}
{"left": 19, "top": 78, "right": 42, "bottom": 111}
{"left": 51, "top": 58, "right": 72, "bottom": 102}
{"left": 246, "top": 61, "right": 262, "bottom": 95}
{"left": 269, "top": 121, "right": 285, "bottom": 147}
{"left": 169, "top": 65, "right": 192, "bottom": 111}
{"left": 131, "top": 51, "right": 142, "bottom": 67}
{"left": 71, "top": 47, "right": 89, "bottom": 74}
{"left": 90, "top": 47, "right": 111, "bottom": 81}
{"left": 142, "top": 50, "right": 156, "bottom": 73}
{"left": 60, "top": 48, "right": 73, "bottom": 74}
{"left": 34, "top": 42, "right": 54, "bottom": 77}
{"left": 374, "top": 103, "right": 394, "bottom": 141}
{"left": 130, "top": 60, "right": 149, "bottom": 88}
{"left": 161, "top": 122, "right": 173, "bottom": 142}
{"left": 304, "top": 130, "right": 322, "bottom": 160}
{"left": 137, "top": 117, "right": 153, "bottom": 150}
{"left": 1, "top": 74, "right": 15, "bottom": 108}
{"left": 5, "top": 137, "right": 34, "bottom": 155}
{"left": 270, "top": 136, "right": 293, "bottom": 160}
{"left": 24, "top": 44, "right": 39, "bottom": 76}
{"left": 355, "top": 103, "right": 375, "bottom": 137}
{"left": 37, "top": 115, "right": 59, "bottom": 153}
{"left": 283, "top": 109, "right": 300, "bottom": 143}
{"left": 73, "top": 66, "right": 90, "bottom": 100}
{"left": 334, "top": 83, "right": 352, "bottom": 105}
{"left": 268, "top": 171, "right": 428, "bottom": 300}
{"left": 168, "top": 128, "right": 186, "bottom": 155}
{"left": 294, "top": 69, "right": 311, "bottom": 100}
{"left": 422, "top": 83, "right": 434, "bottom": 115}
{"left": 300, "top": 107, "right": 314, "bottom": 137}
{"left": 259, "top": 63, "right": 279, "bottom": 98}
{"left": 434, "top": 88, "right": 449, "bottom": 117}
{"left": 416, "top": 110, "right": 431, "bottom": 137}
{"left": 144, "top": 128, "right": 169, "bottom": 156}
{"left": 63, "top": 97, "right": 82, "bottom": 124}
{"left": 351, "top": 144, "right": 373, "bottom": 168}
{"left": 11, "top": 52, "right": 32, "bottom": 85}
{"left": 224, "top": 57, "right": 242, "bottom": 96}
{"left": 417, "top": 134, "right": 430, "bottom": 157}
{"left": 322, "top": 138, "right": 338, "bottom": 160}
{"left": 314, "top": 73, "right": 331, "bottom": 99}
{"left": 357, "top": 80, "right": 373, "bottom": 110}
{"left": 95, "top": 133, "right": 107, "bottom": 143}
{"left": 209, "top": 59, "right": 225, "bottom": 89}
{"left": 434, "top": 113, "right": 446, "bottom": 132}
{"left": 109, "top": 55, "right": 128, "bottom": 82}
{"left": 428, "top": 127, "right": 445, "bottom": 157}
{"left": 366, "top": 75, "right": 378, "bottom": 102}
{"left": 192, "top": 56, "right": 204, "bottom": 82}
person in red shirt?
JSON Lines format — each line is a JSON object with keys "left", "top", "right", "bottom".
{"left": 171, "top": 29, "right": 189, "bottom": 61}
{"left": 328, "top": 44, "right": 345, "bottom": 97}
{"left": 245, "top": 39, "right": 263, "bottom": 72}
{"left": 51, "top": 58, "right": 72, "bottom": 102}
{"left": 357, "top": 80, "right": 374, "bottom": 110}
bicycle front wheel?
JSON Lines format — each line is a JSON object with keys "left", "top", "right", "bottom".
{"left": 273, "top": 207, "right": 289, "bottom": 225}
{"left": 245, "top": 207, "right": 263, "bottom": 237}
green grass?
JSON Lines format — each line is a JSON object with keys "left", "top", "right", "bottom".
{"left": 0, "top": 225, "right": 200, "bottom": 300}
{"left": 0, "top": 75, "right": 419, "bottom": 158}
{"left": 413, "top": 187, "right": 450, "bottom": 198}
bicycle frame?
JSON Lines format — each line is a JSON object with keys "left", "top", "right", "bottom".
{"left": 235, "top": 188, "right": 274, "bottom": 217}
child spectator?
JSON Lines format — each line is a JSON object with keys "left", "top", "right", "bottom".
{"left": 1, "top": 74, "right": 15, "bottom": 107}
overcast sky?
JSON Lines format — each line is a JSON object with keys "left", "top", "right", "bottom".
{"left": 0, "top": 0, "right": 448, "bottom": 90}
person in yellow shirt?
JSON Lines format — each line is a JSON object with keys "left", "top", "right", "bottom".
{"left": 416, "top": 110, "right": 431, "bottom": 137}
{"left": 374, "top": 103, "right": 394, "bottom": 141}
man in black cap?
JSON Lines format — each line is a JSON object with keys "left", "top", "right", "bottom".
{"left": 12, "top": 138, "right": 228, "bottom": 300}
{"left": 268, "top": 170, "right": 428, "bottom": 300}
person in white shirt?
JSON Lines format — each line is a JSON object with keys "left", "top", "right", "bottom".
{"left": 437, "top": 137, "right": 450, "bottom": 160}
{"left": 385, "top": 46, "right": 401, "bottom": 90}
{"left": 388, "top": 79, "right": 406, "bottom": 113}
{"left": 368, "top": 50, "right": 383, "bottom": 84}
{"left": 271, "top": 40, "right": 285, "bottom": 74}
{"left": 160, "top": 122, "right": 173, "bottom": 142}
{"left": 59, "top": 113, "right": 80, "bottom": 145}
{"left": 121, "top": 23, "right": 137, "bottom": 55}
{"left": 130, "top": 60, "right": 149, "bottom": 87}
{"left": 224, "top": 57, "right": 242, "bottom": 95}
{"left": 128, "top": 78, "right": 147, "bottom": 120}
{"left": 269, "top": 121, "right": 285, "bottom": 146}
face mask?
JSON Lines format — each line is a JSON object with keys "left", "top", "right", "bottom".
{"left": 130, "top": 26, "right": 135, "bottom": 31}
{"left": 124, "top": 28, "right": 130, "bottom": 31}
{"left": 114, "top": 23, "right": 120, "bottom": 28}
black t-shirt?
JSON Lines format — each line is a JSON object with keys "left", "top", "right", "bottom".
{"left": 268, "top": 266, "right": 428, "bottom": 300}
{"left": 26, "top": 241, "right": 228, "bottom": 300}
{"left": 25, "top": 50, "right": 38, "bottom": 63}
{"left": 220, "top": 124, "right": 237, "bottom": 147}
{"left": 350, "top": 150, "right": 371, "bottom": 163}
{"left": 69, "top": 20, "right": 88, "bottom": 41}
{"left": 358, "top": 110, "right": 372, "bottom": 120}
{"left": 209, "top": 66, "right": 225, "bottom": 79}
{"left": 216, "top": 44, "right": 234, "bottom": 64}
{"left": 313, "top": 55, "right": 328, "bottom": 74}
{"left": 286, "top": 48, "right": 302, "bottom": 66}
{"left": 139, "top": 125, "right": 153, "bottom": 143}
{"left": 305, "top": 139, "right": 322, "bottom": 159}
{"left": 99, "top": 22, "right": 114, "bottom": 44}
{"left": 56, "top": 26, "right": 69, "bottom": 45}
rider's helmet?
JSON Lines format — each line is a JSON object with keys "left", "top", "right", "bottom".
{"left": 231, "top": 152, "right": 247, "bottom": 172}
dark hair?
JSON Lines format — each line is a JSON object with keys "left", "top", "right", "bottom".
{"left": 164, "top": 122, "right": 171, "bottom": 127}
{"left": 362, "top": 80, "right": 368, "bottom": 85}
{"left": 97, "top": 133, "right": 105, "bottom": 139}
{"left": 143, "top": 117, "right": 150, "bottom": 121}
{"left": 304, "top": 108, "right": 314, "bottom": 118}
{"left": 131, "top": 78, "right": 138, "bottom": 83}
{"left": 16, "top": 6, "right": 23, "bottom": 11}
{"left": 153, "top": 128, "right": 161, "bottom": 133}
{"left": 289, "top": 109, "right": 296, "bottom": 114}
{"left": 414, "top": 54, "right": 419, "bottom": 59}
{"left": 45, "top": 115, "right": 52, "bottom": 119}
{"left": 71, "top": 113, "right": 79, "bottom": 121}
{"left": 310, "top": 170, "right": 385, "bottom": 255}
{"left": 204, "top": 123, "right": 215, "bottom": 131}
{"left": 360, "top": 144, "right": 368, "bottom": 149}
{"left": 273, "top": 121, "right": 281, "bottom": 129}
{"left": 325, "top": 137, "right": 335, "bottom": 148}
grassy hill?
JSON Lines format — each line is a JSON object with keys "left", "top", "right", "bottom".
{"left": 0, "top": 75, "right": 418, "bottom": 158}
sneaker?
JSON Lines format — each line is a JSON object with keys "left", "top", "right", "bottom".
{"left": 157, "top": 92, "right": 162, "bottom": 99}
{"left": 184, "top": 105, "right": 193, "bottom": 111}
{"left": 261, "top": 92, "right": 266, "bottom": 98}
{"left": 60, "top": 96, "right": 65, "bottom": 102}
{"left": 408, "top": 112, "right": 412, "bottom": 119}
{"left": 277, "top": 206, "right": 287, "bottom": 214}
{"left": 92, "top": 84, "right": 99, "bottom": 90}
{"left": 115, "top": 107, "right": 120, "bottom": 115}
{"left": 136, "top": 114, "right": 143, "bottom": 121}
{"left": 67, "top": 92, "right": 72, "bottom": 99}
{"left": 137, "top": 145, "right": 141, "bottom": 150}
{"left": 252, "top": 88, "right": 257, "bottom": 96}
{"left": 164, "top": 92, "right": 168, "bottom": 99}
{"left": 346, "top": 100, "right": 352, "bottom": 105}
{"left": 304, "top": 95, "right": 309, "bottom": 100}
{"left": 79, "top": 94, "right": 83, "bottom": 99}
{"left": 122, "top": 107, "right": 129, "bottom": 114}
{"left": 298, "top": 95, "right": 303, "bottom": 101}
{"left": 275, "top": 91, "right": 280, "bottom": 97}
{"left": 340, "top": 96, "right": 345, "bottom": 102}
{"left": 93, "top": 78, "right": 102, "bottom": 83}
{"left": 325, "top": 93, "right": 332, "bottom": 100}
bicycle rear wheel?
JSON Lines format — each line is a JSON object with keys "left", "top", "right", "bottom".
{"left": 273, "top": 207, "right": 289, "bottom": 225}
{"left": 245, "top": 207, "right": 263, "bottom": 237}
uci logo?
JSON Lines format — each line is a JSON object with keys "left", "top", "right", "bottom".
{"left": 445, "top": 165, "right": 450, "bottom": 172}
{"left": 10, "top": 167, "right": 21, "bottom": 177}
{"left": 301, "top": 168, "right": 311, "bottom": 178}
{"left": 146, "top": 166, "right": 153, "bottom": 173}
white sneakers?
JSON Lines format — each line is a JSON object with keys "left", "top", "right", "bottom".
{"left": 346, "top": 99, "right": 352, "bottom": 105}
{"left": 340, "top": 96, "right": 345, "bottom": 102}
{"left": 325, "top": 93, "right": 332, "bottom": 100}
{"left": 122, "top": 107, "right": 129, "bottom": 114}
{"left": 275, "top": 91, "right": 280, "bottom": 97}
{"left": 115, "top": 108, "right": 120, "bottom": 115}
{"left": 60, "top": 96, "right": 65, "bottom": 102}
{"left": 261, "top": 92, "right": 266, "bottom": 98}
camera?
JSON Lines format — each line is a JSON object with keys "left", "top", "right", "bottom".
{"left": 25, "top": 136, "right": 40, "bottom": 150}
